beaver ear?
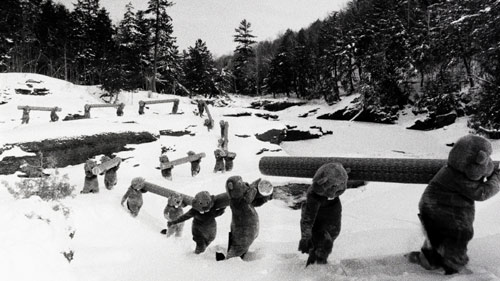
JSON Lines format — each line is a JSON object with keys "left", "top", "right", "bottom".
{"left": 476, "top": 150, "right": 489, "bottom": 165}
{"left": 345, "top": 167, "right": 351, "bottom": 174}
{"left": 315, "top": 176, "right": 328, "bottom": 185}
{"left": 227, "top": 181, "right": 234, "bottom": 190}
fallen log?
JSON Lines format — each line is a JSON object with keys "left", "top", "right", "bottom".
{"left": 258, "top": 156, "right": 499, "bottom": 184}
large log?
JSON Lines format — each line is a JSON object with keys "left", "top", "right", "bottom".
{"left": 142, "top": 181, "right": 194, "bottom": 205}
{"left": 258, "top": 156, "right": 500, "bottom": 184}
{"left": 141, "top": 180, "right": 230, "bottom": 209}
{"left": 17, "top": 106, "right": 61, "bottom": 111}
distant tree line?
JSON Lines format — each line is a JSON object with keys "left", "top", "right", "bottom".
{"left": 1, "top": 0, "right": 499, "bottom": 130}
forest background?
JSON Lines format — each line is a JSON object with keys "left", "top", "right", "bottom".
{"left": 1, "top": 0, "right": 500, "bottom": 132}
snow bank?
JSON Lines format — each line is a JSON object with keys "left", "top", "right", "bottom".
{"left": 1, "top": 73, "right": 499, "bottom": 281}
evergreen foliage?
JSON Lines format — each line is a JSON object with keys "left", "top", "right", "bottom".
{"left": 2, "top": 155, "right": 75, "bottom": 201}
{"left": 145, "top": 0, "right": 178, "bottom": 93}
{"left": 1, "top": 0, "right": 499, "bottom": 129}
{"left": 181, "top": 39, "right": 219, "bottom": 97}
{"left": 232, "top": 19, "right": 257, "bottom": 95}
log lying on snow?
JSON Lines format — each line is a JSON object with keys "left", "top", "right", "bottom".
{"left": 259, "top": 156, "right": 500, "bottom": 184}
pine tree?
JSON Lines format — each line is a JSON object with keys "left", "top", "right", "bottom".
{"left": 318, "top": 13, "right": 343, "bottom": 102}
{"left": 266, "top": 29, "right": 295, "bottom": 97}
{"left": 101, "top": 2, "right": 142, "bottom": 99}
{"left": 145, "top": 0, "right": 177, "bottom": 93}
{"left": 35, "top": 0, "right": 72, "bottom": 79}
{"left": 0, "top": 0, "right": 23, "bottom": 72}
{"left": 71, "top": 0, "right": 114, "bottom": 84}
{"left": 431, "top": 0, "right": 481, "bottom": 88}
{"left": 182, "top": 39, "right": 219, "bottom": 97}
{"left": 351, "top": 0, "right": 411, "bottom": 109}
{"left": 112, "top": 2, "right": 143, "bottom": 90}
{"left": 293, "top": 29, "right": 313, "bottom": 98}
{"left": 466, "top": 0, "right": 500, "bottom": 131}
{"left": 134, "top": 10, "right": 154, "bottom": 89}
{"left": 232, "top": 19, "right": 257, "bottom": 95}
{"left": 4, "top": 0, "right": 43, "bottom": 72}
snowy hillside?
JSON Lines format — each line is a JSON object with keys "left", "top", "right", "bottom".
{"left": 0, "top": 73, "right": 499, "bottom": 281}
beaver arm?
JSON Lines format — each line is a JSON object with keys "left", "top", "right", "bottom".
{"left": 242, "top": 185, "right": 257, "bottom": 204}
{"left": 300, "top": 191, "right": 321, "bottom": 239}
{"left": 121, "top": 188, "right": 131, "bottom": 205}
{"left": 169, "top": 209, "right": 195, "bottom": 225}
{"left": 252, "top": 192, "right": 271, "bottom": 207}
{"left": 461, "top": 169, "right": 500, "bottom": 201}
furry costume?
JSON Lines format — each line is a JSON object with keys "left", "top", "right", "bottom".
{"left": 213, "top": 149, "right": 225, "bottom": 173}
{"left": 159, "top": 153, "right": 172, "bottom": 179}
{"left": 121, "top": 177, "right": 147, "bottom": 217}
{"left": 81, "top": 160, "right": 99, "bottom": 193}
{"left": 101, "top": 156, "right": 119, "bottom": 190}
{"left": 217, "top": 176, "right": 272, "bottom": 260}
{"left": 224, "top": 153, "right": 236, "bottom": 172}
{"left": 21, "top": 108, "right": 30, "bottom": 124}
{"left": 168, "top": 191, "right": 227, "bottom": 254}
{"left": 298, "top": 162, "right": 348, "bottom": 266}
{"left": 161, "top": 193, "right": 186, "bottom": 237}
{"left": 50, "top": 109, "right": 59, "bottom": 122}
{"left": 188, "top": 151, "right": 201, "bottom": 176}
{"left": 409, "top": 135, "right": 500, "bottom": 274}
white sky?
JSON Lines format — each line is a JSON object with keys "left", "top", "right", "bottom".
{"left": 55, "top": 0, "right": 349, "bottom": 57}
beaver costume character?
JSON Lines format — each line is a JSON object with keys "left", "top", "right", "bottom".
{"left": 161, "top": 193, "right": 186, "bottom": 237}
{"left": 216, "top": 176, "right": 272, "bottom": 261}
{"left": 298, "top": 162, "right": 348, "bottom": 266}
{"left": 168, "top": 191, "right": 227, "bottom": 254}
{"left": 100, "top": 156, "right": 120, "bottom": 190}
{"left": 408, "top": 135, "right": 500, "bottom": 274}
{"left": 81, "top": 160, "right": 99, "bottom": 194}
{"left": 121, "top": 177, "right": 147, "bottom": 217}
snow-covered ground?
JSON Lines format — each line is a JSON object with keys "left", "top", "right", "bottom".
{"left": 0, "top": 73, "right": 499, "bottom": 281}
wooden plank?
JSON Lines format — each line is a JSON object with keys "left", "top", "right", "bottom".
{"left": 160, "top": 152, "right": 206, "bottom": 169}
{"left": 92, "top": 157, "right": 122, "bottom": 175}
{"left": 17, "top": 106, "right": 61, "bottom": 111}
{"left": 86, "top": 103, "right": 121, "bottom": 108}
{"left": 221, "top": 120, "right": 229, "bottom": 151}
{"left": 140, "top": 99, "right": 179, "bottom": 105}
